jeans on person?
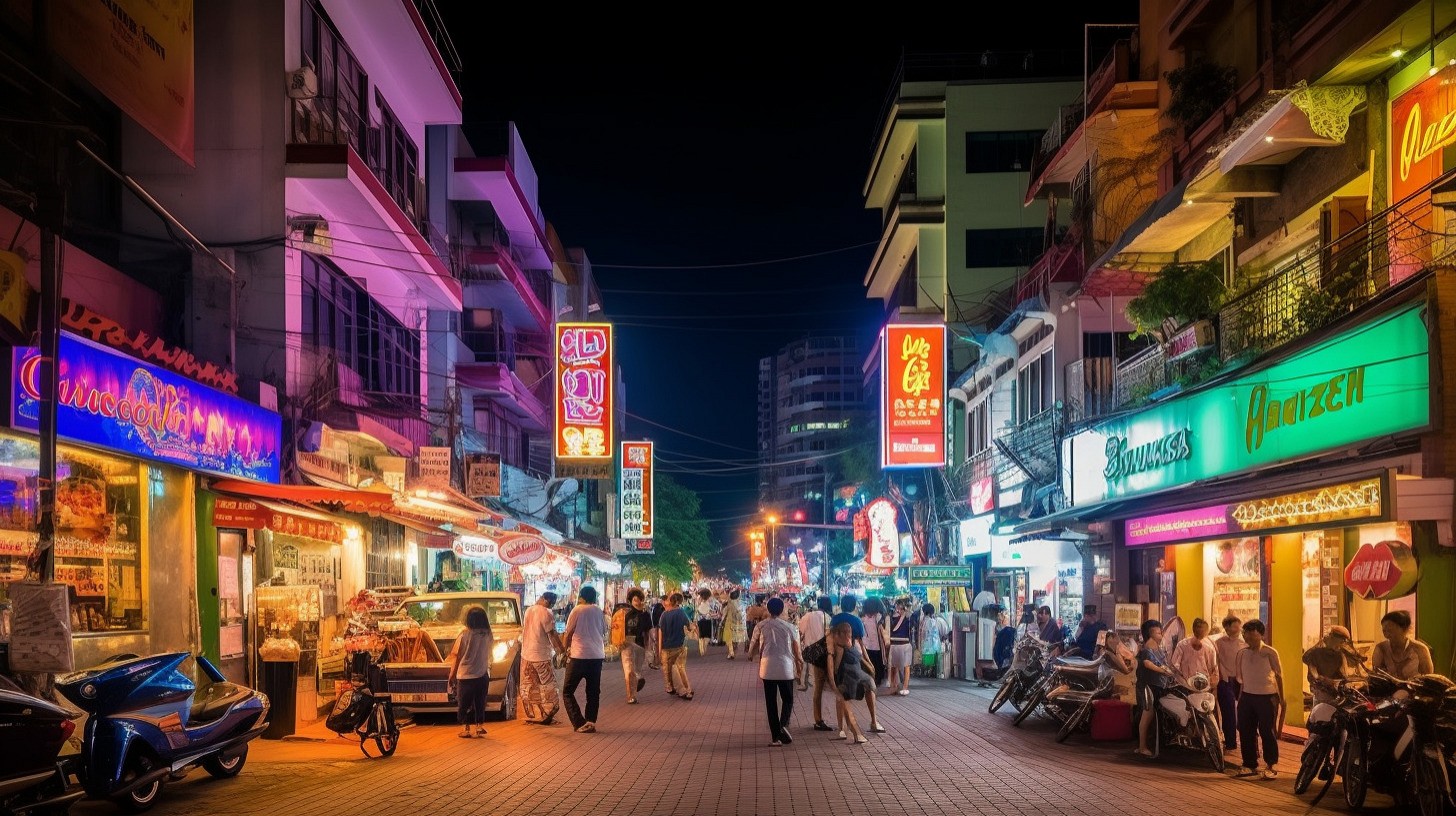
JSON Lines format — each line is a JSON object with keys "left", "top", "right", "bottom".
{"left": 562, "top": 657, "right": 603, "bottom": 728}
{"left": 1217, "top": 678, "right": 1240, "bottom": 748}
{"left": 661, "top": 646, "right": 691, "bottom": 694}
{"left": 763, "top": 678, "right": 794, "bottom": 739}
{"left": 456, "top": 676, "right": 489, "bottom": 726}
{"left": 1238, "top": 691, "right": 1280, "bottom": 770}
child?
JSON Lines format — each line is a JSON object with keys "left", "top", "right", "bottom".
{"left": 1235, "top": 619, "right": 1284, "bottom": 779}
{"left": 826, "top": 622, "right": 873, "bottom": 744}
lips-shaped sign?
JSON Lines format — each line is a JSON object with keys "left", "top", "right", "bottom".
{"left": 499, "top": 534, "right": 548, "bottom": 566}
{"left": 1344, "top": 539, "right": 1420, "bottom": 600}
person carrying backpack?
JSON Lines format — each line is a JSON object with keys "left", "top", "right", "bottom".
{"left": 612, "top": 588, "right": 652, "bottom": 704}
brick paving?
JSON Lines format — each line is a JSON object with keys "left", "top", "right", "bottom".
{"left": 69, "top": 645, "right": 1383, "bottom": 816}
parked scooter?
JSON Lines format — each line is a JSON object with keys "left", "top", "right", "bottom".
{"left": 1340, "top": 670, "right": 1453, "bottom": 816}
{"left": 1147, "top": 671, "right": 1224, "bottom": 772}
{"left": 55, "top": 653, "right": 269, "bottom": 813}
{"left": 0, "top": 675, "right": 84, "bottom": 815}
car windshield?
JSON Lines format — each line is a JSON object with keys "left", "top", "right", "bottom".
{"left": 398, "top": 598, "right": 520, "bottom": 629}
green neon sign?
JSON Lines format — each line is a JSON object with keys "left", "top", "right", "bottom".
{"left": 1067, "top": 300, "right": 1430, "bottom": 506}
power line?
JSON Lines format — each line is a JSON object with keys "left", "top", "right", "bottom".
{"left": 624, "top": 410, "right": 756, "bottom": 452}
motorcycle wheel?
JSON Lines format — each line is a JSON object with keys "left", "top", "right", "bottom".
{"left": 1055, "top": 704, "right": 1088, "bottom": 743}
{"left": 989, "top": 678, "right": 1017, "bottom": 714}
{"left": 113, "top": 752, "right": 163, "bottom": 813}
{"left": 202, "top": 744, "right": 248, "bottom": 779}
{"left": 1342, "top": 732, "right": 1369, "bottom": 810}
{"left": 1012, "top": 682, "right": 1047, "bottom": 728}
{"left": 1413, "top": 752, "right": 1446, "bottom": 816}
{"left": 372, "top": 703, "right": 399, "bottom": 758}
{"left": 1149, "top": 709, "right": 1162, "bottom": 759}
{"left": 1201, "top": 716, "right": 1225, "bottom": 773}
{"left": 1294, "top": 736, "right": 1327, "bottom": 795}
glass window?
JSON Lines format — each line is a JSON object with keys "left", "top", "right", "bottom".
{"left": 300, "top": 253, "right": 420, "bottom": 399}
{"left": 0, "top": 436, "right": 146, "bottom": 634}
{"left": 966, "top": 227, "right": 1044, "bottom": 268}
{"left": 965, "top": 131, "right": 1043, "bottom": 173}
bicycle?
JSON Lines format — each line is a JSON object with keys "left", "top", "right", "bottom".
{"left": 326, "top": 657, "right": 401, "bottom": 759}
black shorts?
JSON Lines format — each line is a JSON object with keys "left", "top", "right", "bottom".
{"left": 697, "top": 619, "right": 714, "bottom": 638}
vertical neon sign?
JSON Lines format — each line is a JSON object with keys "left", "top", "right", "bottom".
{"left": 554, "top": 323, "right": 614, "bottom": 461}
{"left": 880, "top": 324, "right": 946, "bottom": 468}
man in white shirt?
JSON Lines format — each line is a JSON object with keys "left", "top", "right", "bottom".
{"left": 1212, "top": 615, "right": 1246, "bottom": 753}
{"left": 562, "top": 585, "right": 609, "bottom": 733}
{"left": 521, "top": 591, "right": 564, "bottom": 725}
{"left": 1170, "top": 617, "right": 1219, "bottom": 684}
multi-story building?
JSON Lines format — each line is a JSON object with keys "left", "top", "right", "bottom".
{"left": 996, "top": 0, "right": 1456, "bottom": 738}
{"left": 757, "top": 336, "right": 869, "bottom": 521}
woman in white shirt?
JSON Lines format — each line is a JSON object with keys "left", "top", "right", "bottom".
{"left": 748, "top": 597, "right": 803, "bottom": 746}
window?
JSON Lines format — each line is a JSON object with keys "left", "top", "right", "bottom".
{"left": 300, "top": 1, "right": 367, "bottom": 150}
{"left": 968, "top": 400, "right": 990, "bottom": 455}
{"left": 1017, "top": 349, "right": 1053, "bottom": 423}
{"left": 301, "top": 253, "right": 421, "bottom": 399}
{"left": 965, "top": 131, "right": 1043, "bottom": 173}
{"left": 966, "top": 228, "right": 1043, "bottom": 268}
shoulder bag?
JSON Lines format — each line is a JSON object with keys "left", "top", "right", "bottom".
{"left": 802, "top": 635, "right": 829, "bottom": 669}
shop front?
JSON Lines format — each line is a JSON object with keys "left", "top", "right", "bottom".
{"left": 1056, "top": 292, "right": 1446, "bottom": 729}
{"left": 2, "top": 331, "right": 279, "bottom": 675}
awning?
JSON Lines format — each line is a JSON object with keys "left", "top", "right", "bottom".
{"left": 553, "top": 539, "right": 621, "bottom": 575}
{"left": 210, "top": 494, "right": 350, "bottom": 543}
{"left": 1006, "top": 527, "right": 1092, "bottom": 546}
{"left": 209, "top": 479, "right": 397, "bottom": 514}
{"left": 1088, "top": 175, "right": 1232, "bottom": 273}
{"left": 1217, "top": 84, "right": 1365, "bottom": 173}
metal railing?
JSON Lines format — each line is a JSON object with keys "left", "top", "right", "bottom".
{"left": 995, "top": 403, "right": 1065, "bottom": 487}
{"left": 1065, "top": 356, "right": 1114, "bottom": 422}
{"left": 1112, "top": 343, "right": 1167, "bottom": 408}
{"left": 408, "top": 0, "right": 463, "bottom": 74}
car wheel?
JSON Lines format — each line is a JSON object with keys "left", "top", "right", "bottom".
{"left": 202, "top": 745, "right": 248, "bottom": 779}
{"left": 499, "top": 665, "right": 518, "bottom": 721}
{"left": 114, "top": 751, "right": 163, "bottom": 813}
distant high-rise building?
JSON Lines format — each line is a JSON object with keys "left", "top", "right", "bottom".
{"left": 757, "top": 336, "right": 869, "bottom": 520}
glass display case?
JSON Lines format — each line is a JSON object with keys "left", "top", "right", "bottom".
{"left": 254, "top": 584, "right": 322, "bottom": 676}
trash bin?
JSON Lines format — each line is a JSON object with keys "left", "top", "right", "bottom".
{"left": 261, "top": 660, "right": 299, "bottom": 739}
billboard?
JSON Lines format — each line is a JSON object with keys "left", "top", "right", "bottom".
{"left": 555, "top": 323, "right": 614, "bottom": 464}
{"left": 12, "top": 333, "right": 281, "bottom": 481}
{"left": 864, "top": 498, "right": 899, "bottom": 569}
{"left": 880, "top": 324, "right": 946, "bottom": 468}
{"left": 466, "top": 453, "right": 500, "bottom": 498}
{"left": 619, "top": 441, "right": 653, "bottom": 539}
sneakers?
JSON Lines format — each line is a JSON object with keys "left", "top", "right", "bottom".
{"left": 778, "top": 730, "right": 793, "bottom": 744}
{"left": 897, "top": 689, "right": 909, "bottom": 696}
{"left": 636, "top": 677, "right": 646, "bottom": 693}
{"left": 813, "top": 721, "right": 834, "bottom": 731}
{"left": 576, "top": 722, "right": 597, "bottom": 733}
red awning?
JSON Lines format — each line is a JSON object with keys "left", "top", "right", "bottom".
{"left": 209, "top": 479, "right": 398, "bottom": 513}
{"left": 211, "top": 496, "right": 346, "bottom": 543}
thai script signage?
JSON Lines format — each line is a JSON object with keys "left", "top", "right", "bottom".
{"left": 61, "top": 298, "right": 237, "bottom": 393}
{"left": 865, "top": 497, "right": 899, "bottom": 568}
{"left": 453, "top": 538, "right": 498, "bottom": 561}
{"left": 619, "top": 441, "right": 653, "bottom": 539}
{"left": 498, "top": 534, "right": 548, "bottom": 566}
{"left": 1124, "top": 477, "right": 1387, "bottom": 547}
{"left": 1345, "top": 537, "right": 1420, "bottom": 600}
{"left": 907, "top": 565, "right": 975, "bottom": 586}
{"left": 211, "top": 496, "right": 343, "bottom": 542}
{"left": 466, "top": 453, "right": 500, "bottom": 498}
{"left": 415, "top": 446, "right": 452, "bottom": 489}
{"left": 554, "top": 323, "right": 614, "bottom": 463}
{"left": 880, "top": 324, "right": 946, "bottom": 468}
{"left": 1067, "top": 300, "right": 1429, "bottom": 506}
{"left": 13, "top": 333, "right": 281, "bottom": 482}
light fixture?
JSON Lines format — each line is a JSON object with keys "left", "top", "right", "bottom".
{"left": 1265, "top": 135, "right": 1275, "bottom": 143}
{"left": 1393, "top": 48, "right": 1406, "bottom": 58}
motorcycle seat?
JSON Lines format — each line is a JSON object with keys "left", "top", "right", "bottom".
{"left": 1054, "top": 656, "right": 1103, "bottom": 670}
{"left": 189, "top": 681, "right": 251, "bottom": 726}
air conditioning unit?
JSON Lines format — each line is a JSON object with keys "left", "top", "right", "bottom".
{"left": 288, "top": 66, "right": 318, "bottom": 99}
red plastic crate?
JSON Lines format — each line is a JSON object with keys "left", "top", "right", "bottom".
{"left": 1090, "top": 698, "right": 1133, "bottom": 741}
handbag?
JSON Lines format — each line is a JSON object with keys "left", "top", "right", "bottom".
{"left": 802, "top": 636, "right": 829, "bottom": 669}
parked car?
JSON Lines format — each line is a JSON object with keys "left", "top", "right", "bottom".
{"left": 364, "top": 585, "right": 416, "bottom": 621}
{"left": 377, "top": 591, "right": 522, "bottom": 720}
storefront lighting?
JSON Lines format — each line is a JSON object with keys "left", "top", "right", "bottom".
{"left": 1392, "top": 48, "right": 1405, "bottom": 58}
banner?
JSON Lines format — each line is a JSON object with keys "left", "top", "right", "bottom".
{"left": 619, "top": 441, "right": 653, "bottom": 539}
{"left": 555, "top": 323, "right": 614, "bottom": 465}
{"left": 466, "top": 453, "right": 500, "bottom": 498}
{"left": 749, "top": 529, "right": 767, "bottom": 587}
{"left": 50, "top": 0, "right": 195, "bottom": 164}
{"left": 864, "top": 497, "right": 899, "bottom": 569}
{"left": 880, "top": 324, "right": 946, "bottom": 468}
{"left": 415, "top": 446, "right": 452, "bottom": 489}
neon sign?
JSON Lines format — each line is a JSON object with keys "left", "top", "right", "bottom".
{"left": 619, "top": 441, "right": 654, "bottom": 539}
{"left": 1123, "top": 477, "right": 1386, "bottom": 547}
{"left": 12, "top": 333, "right": 281, "bottom": 482}
{"left": 880, "top": 324, "right": 946, "bottom": 468}
{"left": 554, "top": 323, "right": 613, "bottom": 461}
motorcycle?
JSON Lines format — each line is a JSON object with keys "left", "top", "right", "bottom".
{"left": 1147, "top": 671, "right": 1224, "bottom": 772}
{"left": 1295, "top": 677, "right": 1374, "bottom": 798}
{"left": 988, "top": 635, "right": 1050, "bottom": 716}
{"left": 1340, "top": 670, "right": 1455, "bottom": 816}
{"left": 0, "top": 675, "right": 84, "bottom": 815}
{"left": 1046, "top": 653, "right": 1121, "bottom": 743}
{"left": 55, "top": 652, "right": 269, "bottom": 813}
{"left": 1011, "top": 649, "right": 1106, "bottom": 728}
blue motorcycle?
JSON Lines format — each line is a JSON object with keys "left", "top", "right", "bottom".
{"left": 55, "top": 653, "right": 269, "bottom": 813}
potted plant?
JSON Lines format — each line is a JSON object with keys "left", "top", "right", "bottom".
{"left": 1165, "top": 60, "right": 1238, "bottom": 130}
{"left": 1125, "top": 259, "right": 1226, "bottom": 342}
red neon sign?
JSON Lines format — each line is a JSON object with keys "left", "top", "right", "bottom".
{"left": 554, "top": 323, "right": 614, "bottom": 461}
{"left": 880, "top": 324, "right": 946, "bottom": 468}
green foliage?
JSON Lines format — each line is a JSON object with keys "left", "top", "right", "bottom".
{"left": 630, "top": 472, "right": 715, "bottom": 584}
{"left": 1125, "top": 259, "right": 1226, "bottom": 340}
{"left": 1165, "top": 60, "right": 1238, "bottom": 129}
{"left": 1172, "top": 349, "right": 1225, "bottom": 390}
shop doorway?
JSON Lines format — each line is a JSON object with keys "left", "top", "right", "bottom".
{"left": 216, "top": 529, "right": 250, "bottom": 684}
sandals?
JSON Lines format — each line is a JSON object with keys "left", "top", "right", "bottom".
{"left": 1261, "top": 768, "right": 1278, "bottom": 780}
{"left": 681, "top": 692, "right": 694, "bottom": 701}
{"left": 854, "top": 736, "right": 868, "bottom": 744}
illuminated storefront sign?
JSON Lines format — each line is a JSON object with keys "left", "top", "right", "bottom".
{"left": 61, "top": 298, "right": 237, "bottom": 394}
{"left": 880, "top": 324, "right": 946, "bottom": 468}
{"left": 619, "top": 441, "right": 654, "bottom": 539}
{"left": 554, "top": 323, "right": 614, "bottom": 463}
{"left": 498, "top": 534, "right": 548, "bottom": 566}
{"left": 1389, "top": 65, "right": 1456, "bottom": 283}
{"left": 1345, "top": 537, "right": 1420, "bottom": 599}
{"left": 1124, "top": 477, "right": 1387, "bottom": 547}
{"left": 1067, "top": 300, "right": 1429, "bottom": 506}
{"left": 865, "top": 497, "right": 899, "bottom": 568}
{"left": 12, "top": 333, "right": 281, "bottom": 482}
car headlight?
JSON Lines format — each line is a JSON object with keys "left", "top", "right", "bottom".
{"left": 80, "top": 683, "right": 97, "bottom": 700}
{"left": 492, "top": 640, "right": 510, "bottom": 663}
{"left": 1199, "top": 698, "right": 1215, "bottom": 713}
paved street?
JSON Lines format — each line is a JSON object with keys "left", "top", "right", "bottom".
{"left": 70, "top": 646, "right": 1382, "bottom": 816}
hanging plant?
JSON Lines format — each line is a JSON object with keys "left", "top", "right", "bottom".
{"left": 1165, "top": 60, "right": 1238, "bottom": 129}
{"left": 1125, "top": 259, "right": 1227, "bottom": 341}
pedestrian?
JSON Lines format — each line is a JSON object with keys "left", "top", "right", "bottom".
{"left": 748, "top": 596, "right": 802, "bottom": 746}
{"left": 693, "top": 588, "right": 719, "bottom": 656}
{"left": 561, "top": 585, "right": 608, "bottom": 733}
{"left": 991, "top": 611, "right": 1016, "bottom": 679}
{"left": 1170, "top": 617, "right": 1219, "bottom": 686}
{"left": 830, "top": 594, "right": 884, "bottom": 733}
{"left": 520, "top": 591, "right": 564, "bottom": 725}
{"left": 445, "top": 605, "right": 492, "bottom": 738}
{"left": 1234, "top": 619, "right": 1284, "bottom": 779}
{"left": 1213, "top": 615, "right": 1245, "bottom": 753}
{"left": 615, "top": 588, "right": 652, "bottom": 704}
{"left": 826, "top": 621, "right": 873, "bottom": 745}
{"left": 799, "top": 595, "right": 834, "bottom": 725}
{"left": 721, "top": 588, "right": 745, "bottom": 659}
{"left": 658, "top": 591, "right": 694, "bottom": 700}
{"left": 887, "top": 597, "right": 915, "bottom": 694}
{"left": 1302, "top": 625, "right": 1360, "bottom": 704}
{"left": 745, "top": 594, "right": 769, "bottom": 644}
{"left": 860, "top": 596, "right": 890, "bottom": 688}
{"left": 1036, "top": 605, "right": 1063, "bottom": 647}
{"left": 647, "top": 594, "right": 666, "bottom": 670}
{"left": 918, "top": 602, "right": 949, "bottom": 678}
{"left": 1135, "top": 618, "right": 1174, "bottom": 758}
{"left": 1370, "top": 609, "right": 1434, "bottom": 680}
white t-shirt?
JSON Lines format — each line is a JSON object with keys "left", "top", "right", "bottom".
{"left": 752, "top": 618, "right": 799, "bottom": 681}
{"left": 798, "top": 610, "right": 830, "bottom": 645}
{"left": 971, "top": 591, "right": 998, "bottom": 614}
{"left": 564, "top": 603, "right": 608, "bottom": 659}
{"left": 521, "top": 602, "right": 557, "bottom": 662}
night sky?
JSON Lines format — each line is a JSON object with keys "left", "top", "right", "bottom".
{"left": 435, "top": 13, "right": 1140, "bottom": 546}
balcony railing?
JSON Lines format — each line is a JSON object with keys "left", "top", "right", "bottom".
{"left": 947, "top": 446, "right": 996, "bottom": 511}
{"left": 408, "top": 0, "right": 463, "bottom": 76}
{"left": 290, "top": 96, "right": 429, "bottom": 236}
{"left": 995, "top": 403, "right": 1065, "bottom": 487}
{"left": 1065, "top": 356, "right": 1114, "bottom": 423}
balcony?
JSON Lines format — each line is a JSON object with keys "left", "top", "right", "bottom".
{"left": 455, "top": 362, "right": 549, "bottom": 432}
{"left": 1065, "top": 357, "right": 1114, "bottom": 423}
{"left": 994, "top": 404, "right": 1066, "bottom": 490}
{"left": 1014, "top": 223, "right": 1086, "bottom": 305}
{"left": 947, "top": 446, "right": 996, "bottom": 516}
{"left": 450, "top": 124, "right": 552, "bottom": 273}
{"left": 457, "top": 229, "right": 553, "bottom": 333}
{"left": 319, "top": 0, "right": 461, "bottom": 123}
{"left": 863, "top": 196, "right": 945, "bottom": 303}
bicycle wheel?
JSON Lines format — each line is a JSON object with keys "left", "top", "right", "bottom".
{"left": 1201, "top": 715, "right": 1225, "bottom": 773}
{"left": 372, "top": 702, "right": 399, "bottom": 758}
{"left": 1012, "top": 681, "right": 1047, "bottom": 727}
{"left": 1294, "top": 736, "right": 1328, "bottom": 795}
{"left": 989, "top": 677, "right": 1017, "bottom": 714}
{"left": 1413, "top": 752, "right": 1446, "bottom": 816}
{"left": 1342, "top": 732, "right": 1369, "bottom": 810}
{"left": 1055, "top": 703, "right": 1088, "bottom": 743}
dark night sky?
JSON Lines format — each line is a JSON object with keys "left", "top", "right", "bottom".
{"left": 434, "top": 14, "right": 1139, "bottom": 546}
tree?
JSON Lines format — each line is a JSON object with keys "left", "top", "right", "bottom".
{"left": 628, "top": 472, "right": 715, "bottom": 585}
